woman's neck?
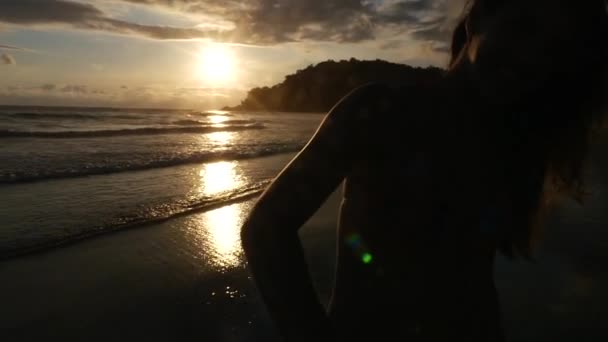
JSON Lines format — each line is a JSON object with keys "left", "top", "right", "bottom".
{"left": 442, "top": 62, "right": 487, "bottom": 112}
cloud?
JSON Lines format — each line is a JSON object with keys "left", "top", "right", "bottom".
{"left": 0, "top": 0, "right": 467, "bottom": 48}
{"left": 61, "top": 84, "right": 88, "bottom": 94}
{"left": 41, "top": 84, "right": 56, "bottom": 91}
{"left": 0, "top": 44, "right": 23, "bottom": 50}
{"left": 123, "top": 0, "right": 456, "bottom": 43}
{"left": 0, "top": 0, "right": 102, "bottom": 25}
{"left": 1, "top": 82, "right": 247, "bottom": 109}
{"left": 0, "top": 0, "right": 225, "bottom": 40}
{"left": 1, "top": 52, "right": 16, "bottom": 65}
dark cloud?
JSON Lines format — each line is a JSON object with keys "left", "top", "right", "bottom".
{"left": 0, "top": 0, "right": 224, "bottom": 41}
{"left": 78, "top": 17, "right": 224, "bottom": 40}
{"left": 412, "top": 23, "right": 449, "bottom": 42}
{"left": 375, "top": 0, "right": 431, "bottom": 24}
{"left": 61, "top": 84, "right": 88, "bottom": 94}
{"left": 429, "top": 42, "right": 450, "bottom": 53}
{"left": 0, "top": 44, "right": 23, "bottom": 50}
{"left": 123, "top": 0, "right": 450, "bottom": 43}
{"left": 1, "top": 52, "right": 16, "bottom": 65}
{"left": 41, "top": 84, "right": 56, "bottom": 91}
{"left": 237, "top": 0, "right": 376, "bottom": 43}
{"left": 409, "top": 13, "right": 455, "bottom": 52}
{"left": 0, "top": 0, "right": 102, "bottom": 24}
{"left": 379, "top": 39, "right": 406, "bottom": 50}
{"left": 0, "top": 0, "right": 463, "bottom": 47}
{"left": 125, "top": 0, "right": 466, "bottom": 45}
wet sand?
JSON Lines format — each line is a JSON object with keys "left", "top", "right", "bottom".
{"left": 1, "top": 135, "right": 607, "bottom": 341}
{"left": 0, "top": 177, "right": 341, "bottom": 342}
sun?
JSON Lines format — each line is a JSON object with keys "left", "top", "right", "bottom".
{"left": 198, "top": 45, "right": 236, "bottom": 85}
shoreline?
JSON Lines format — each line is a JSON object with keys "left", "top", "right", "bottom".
{"left": 0, "top": 152, "right": 299, "bottom": 262}
{"left": 0, "top": 186, "right": 265, "bottom": 261}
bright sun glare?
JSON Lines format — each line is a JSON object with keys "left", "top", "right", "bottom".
{"left": 199, "top": 45, "right": 236, "bottom": 85}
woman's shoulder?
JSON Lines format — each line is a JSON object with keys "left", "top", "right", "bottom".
{"left": 326, "top": 80, "right": 449, "bottom": 147}
{"left": 347, "top": 81, "right": 435, "bottom": 103}
{"left": 342, "top": 81, "right": 437, "bottom": 120}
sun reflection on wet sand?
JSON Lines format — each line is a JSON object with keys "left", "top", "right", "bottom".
{"left": 204, "top": 204, "right": 243, "bottom": 268}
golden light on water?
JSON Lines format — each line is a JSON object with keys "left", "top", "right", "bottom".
{"left": 193, "top": 159, "right": 247, "bottom": 268}
{"left": 207, "top": 131, "right": 233, "bottom": 144}
{"left": 199, "top": 161, "right": 242, "bottom": 195}
{"left": 209, "top": 115, "right": 229, "bottom": 124}
{"left": 206, "top": 110, "right": 229, "bottom": 115}
{"left": 186, "top": 122, "right": 250, "bottom": 269}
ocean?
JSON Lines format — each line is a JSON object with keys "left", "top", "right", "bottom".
{"left": 0, "top": 106, "right": 324, "bottom": 260}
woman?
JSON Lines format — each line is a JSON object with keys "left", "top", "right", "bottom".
{"left": 241, "top": 0, "right": 607, "bottom": 341}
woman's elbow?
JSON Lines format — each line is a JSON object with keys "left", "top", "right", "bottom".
{"left": 240, "top": 214, "right": 291, "bottom": 256}
{"left": 240, "top": 214, "right": 271, "bottom": 254}
{"left": 240, "top": 219, "right": 258, "bottom": 254}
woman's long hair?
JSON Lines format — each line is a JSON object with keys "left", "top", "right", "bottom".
{"left": 449, "top": 0, "right": 607, "bottom": 258}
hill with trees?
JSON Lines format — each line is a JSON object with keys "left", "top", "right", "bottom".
{"left": 225, "top": 58, "right": 444, "bottom": 112}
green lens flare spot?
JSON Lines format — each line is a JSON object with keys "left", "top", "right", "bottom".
{"left": 346, "top": 233, "right": 361, "bottom": 245}
{"left": 362, "top": 253, "right": 373, "bottom": 264}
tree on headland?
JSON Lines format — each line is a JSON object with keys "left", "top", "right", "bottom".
{"left": 224, "top": 58, "right": 444, "bottom": 112}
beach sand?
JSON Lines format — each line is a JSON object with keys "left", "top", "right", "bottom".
{"left": 1, "top": 135, "right": 608, "bottom": 341}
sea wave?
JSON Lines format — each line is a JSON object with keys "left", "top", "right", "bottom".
{"left": 191, "top": 111, "right": 233, "bottom": 117}
{"left": 0, "top": 181, "right": 270, "bottom": 260}
{"left": 172, "top": 119, "right": 205, "bottom": 125}
{"left": 171, "top": 119, "right": 254, "bottom": 126}
{"left": 0, "top": 123, "right": 265, "bottom": 139}
{"left": 6, "top": 112, "right": 147, "bottom": 120}
{"left": 0, "top": 143, "right": 303, "bottom": 184}
{"left": 8, "top": 112, "right": 102, "bottom": 120}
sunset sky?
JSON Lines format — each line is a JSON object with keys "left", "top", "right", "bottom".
{"left": 0, "top": 0, "right": 465, "bottom": 109}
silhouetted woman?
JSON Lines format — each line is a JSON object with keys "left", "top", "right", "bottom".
{"left": 241, "top": 0, "right": 607, "bottom": 341}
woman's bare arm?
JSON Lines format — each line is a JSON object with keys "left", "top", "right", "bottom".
{"left": 240, "top": 84, "right": 384, "bottom": 341}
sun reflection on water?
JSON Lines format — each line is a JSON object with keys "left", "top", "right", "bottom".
{"left": 199, "top": 161, "right": 242, "bottom": 195}
{"left": 209, "top": 115, "right": 229, "bottom": 124}
{"left": 194, "top": 154, "right": 249, "bottom": 268}
{"left": 207, "top": 131, "right": 233, "bottom": 145}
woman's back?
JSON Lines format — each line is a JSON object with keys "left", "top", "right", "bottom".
{"left": 329, "top": 82, "right": 503, "bottom": 341}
